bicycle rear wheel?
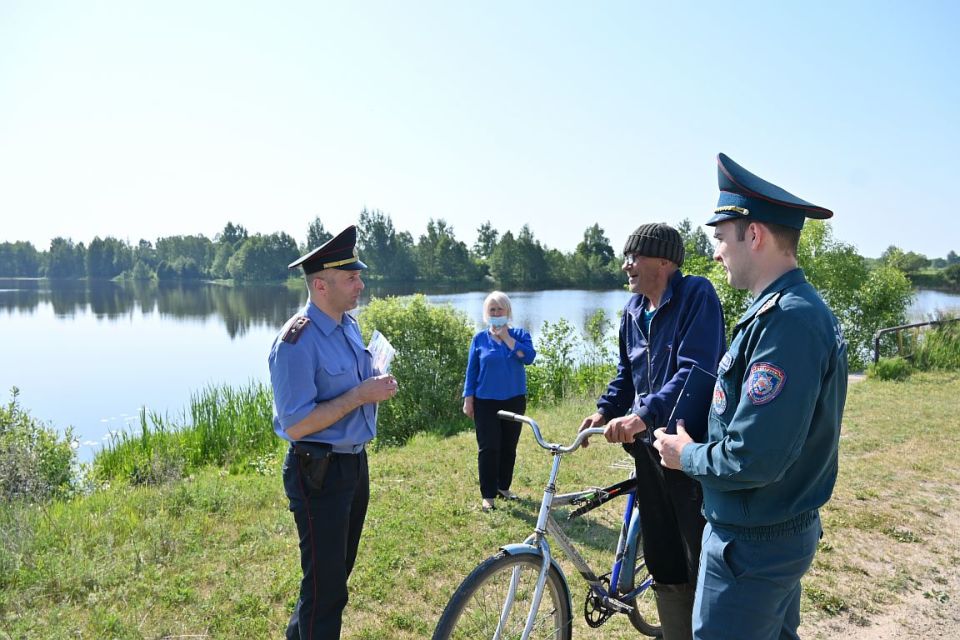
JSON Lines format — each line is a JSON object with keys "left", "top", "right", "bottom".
{"left": 433, "top": 551, "right": 572, "bottom": 640}
{"left": 624, "top": 560, "right": 662, "bottom": 638}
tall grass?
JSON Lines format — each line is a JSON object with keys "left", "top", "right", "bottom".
{"left": 913, "top": 316, "right": 960, "bottom": 370}
{"left": 183, "top": 383, "right": 276, "bottom": 467}
{"left": 869, "top": 315, "right": 960, "bottom": 379}
{"left": 92, "top": 381, "right": 278, "bottom": 484}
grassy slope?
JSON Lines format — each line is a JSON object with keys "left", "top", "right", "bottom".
{"left": 2, "top": 373, "right": 958, "bottom": 639}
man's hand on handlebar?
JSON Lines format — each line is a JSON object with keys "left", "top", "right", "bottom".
{"left": 578, "top": 412, "right": 607, "bottom": 448}
{"left": 603, "top": 414, "right": 647, "bottom": 444}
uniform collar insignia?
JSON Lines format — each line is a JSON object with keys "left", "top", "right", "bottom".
{"left": 754, "top": 292, "right": 782, "bottom": 318}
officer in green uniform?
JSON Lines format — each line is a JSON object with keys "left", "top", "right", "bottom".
{"left": 654, "top": 153, "right": 848, "bottom": 640}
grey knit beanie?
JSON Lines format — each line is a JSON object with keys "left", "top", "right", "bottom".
{"left": 623, "top": 223, "right": 685, "bottom": 267}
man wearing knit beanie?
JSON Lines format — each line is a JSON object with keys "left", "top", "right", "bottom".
{"left": 623, "top": 222, "right": 686, "bottom": 268}
{"left": 579, "top": 221, "right": 726, "bottom": 640}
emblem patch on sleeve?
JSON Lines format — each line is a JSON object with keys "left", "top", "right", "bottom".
{"left": 712, "top": 381, "right": 727, "bottom": 414}
{"left": 747, "top": 362, "right": 786, "bottom": 405}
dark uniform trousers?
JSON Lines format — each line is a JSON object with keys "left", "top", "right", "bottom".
{"left": 283, "top": 444, "right": 369, "bottom": 640}
{"left": 630, "top": 440, "right": 705, "bottom": 584}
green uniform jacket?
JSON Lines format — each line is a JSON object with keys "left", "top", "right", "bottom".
{"left": 680, "top": 268, "right": 848, "bottom": 529}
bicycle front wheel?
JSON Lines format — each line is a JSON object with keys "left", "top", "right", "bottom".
{"left": 433, "top": 551, "right": 572, "bottom": 640}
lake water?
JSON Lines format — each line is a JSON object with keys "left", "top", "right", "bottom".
{"left": 2, "top": 278, "right": 958, "bottom": 462}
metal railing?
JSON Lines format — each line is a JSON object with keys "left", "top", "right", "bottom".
{"left": 872, "top": 318, "right": 960, "bottom": 364}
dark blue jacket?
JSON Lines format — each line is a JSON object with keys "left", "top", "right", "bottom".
{"left": 597, "top": 270, "right": 726, "bottom": 443}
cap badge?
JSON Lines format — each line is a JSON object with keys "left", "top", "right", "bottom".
{"left": 714, "top": 205, "right": 750, "bottom": 216}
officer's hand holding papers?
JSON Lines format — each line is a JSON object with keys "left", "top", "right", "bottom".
{"left": 364, "top": 330, "right": 399, "bottom": 401}
{"left": 654, "top": 422, "right": 692, "bottom": 470}
{"left": 654, "top": 364, "right": 716, "bottom": 468}
{"left": 368, "top": 330, "right": 396, "bottom": 374}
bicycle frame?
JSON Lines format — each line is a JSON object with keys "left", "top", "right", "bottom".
{"left": 494, "top": 411, "right": 653, "bottom": 638}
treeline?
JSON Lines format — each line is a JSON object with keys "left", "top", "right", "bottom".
{"left": 873, "top": 246, "right": 960, "bottom": 291}
{"left": 0, "top": 223, "right": 295, "bottom": 283}
{"left": 3, "top": 208, "right": 956, "bottom": 293}
{"left": 0, "top": 209, "right": 714, "bottom": 288}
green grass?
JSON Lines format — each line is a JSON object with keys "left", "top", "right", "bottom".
{"left": 2, "top": 373, "right": 959, "bottom": 638}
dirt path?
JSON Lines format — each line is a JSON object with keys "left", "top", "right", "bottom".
{"left": 801, "top": 506, "right": 960, "bottom": 639}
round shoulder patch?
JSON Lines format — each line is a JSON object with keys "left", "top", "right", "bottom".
{"left": 747, "top": 362, "right": 786, "bottom": 405}
{"left": 712, "top": 381, "right": 727, "bottom": 415}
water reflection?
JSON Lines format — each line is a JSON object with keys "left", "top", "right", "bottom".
{"left": 0, "top": 278, "right": 308, "bottom": 339}
{"left": 3, "top": 278, "right": 957, "bottom": 339}
{"left": 0, "top": 279, "right": 505, "bottom": 339}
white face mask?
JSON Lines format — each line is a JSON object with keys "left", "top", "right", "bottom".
{"left": 488, "top": 316, "right": 509, "bottom": 328}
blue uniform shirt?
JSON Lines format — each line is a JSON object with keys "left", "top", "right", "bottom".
{"left": 269, "top": 301, "right": 376, "bottom": 453}
{"left": 462, "top": 327, "right": 536, "bottom": 400}
{"left": 681, "top": 268, "right": 848, "bottom": 529}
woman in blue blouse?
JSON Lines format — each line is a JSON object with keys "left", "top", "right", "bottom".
{"left": 462, "top": 291, "right": 537, "bottom": 511}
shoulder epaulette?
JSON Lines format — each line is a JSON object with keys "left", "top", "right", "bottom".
{"left": 281, "top": 316, "right": 311, "bottom": 344}
{"left": 754, "top": 292, "right": 782, "bottom": 319}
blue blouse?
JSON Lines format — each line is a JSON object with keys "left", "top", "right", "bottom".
{"left": 463, "top": 327, "right": 537, "bottom": 401}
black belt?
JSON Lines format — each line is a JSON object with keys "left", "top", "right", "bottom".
{"left": 291, "top": 441, "right": 365, "bottom": 457}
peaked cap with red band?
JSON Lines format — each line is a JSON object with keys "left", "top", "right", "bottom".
{"left": 706, "top": 153, "right": 833, "bottom": 230}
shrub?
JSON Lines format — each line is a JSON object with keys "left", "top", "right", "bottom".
{"left": 0, "top": 387, "right": 76, "bottom": 501}
{"left": 527, "top": 313, "right": 620, "bottom": 405}
{"left": 867, "top": 357, "right": 912, "bottom": 381}
{"left": 577, "top": 309, "right": 618, "bottom": 399}
{"left": 527, "top": 318, "right": 577, "bottom": 404}
{"left": 358, "top": 295, "right": 475, "bottom": 446}
{"left": 844, "top": 265, "right": 913, "bottom": 371}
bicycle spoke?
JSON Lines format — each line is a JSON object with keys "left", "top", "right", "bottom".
{"left": 443, "top": 557, "right": 565, "bottom": 639}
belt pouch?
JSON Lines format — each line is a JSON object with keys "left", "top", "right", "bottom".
{"left": 293, "top": 443, "right": 332, "bottom": 493}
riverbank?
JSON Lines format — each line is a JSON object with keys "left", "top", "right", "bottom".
{"left": 3, "top": 372, "right": 958, "bottom": 638}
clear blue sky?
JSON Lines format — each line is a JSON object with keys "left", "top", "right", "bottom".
{"left": 2, "top": 1, "right": 958, "bottom": 259}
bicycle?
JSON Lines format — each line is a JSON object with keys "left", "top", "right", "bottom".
{"left": 433, "top": 410, "right": 662, "bottom": 640}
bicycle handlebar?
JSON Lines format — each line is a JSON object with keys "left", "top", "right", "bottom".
{"left": 497, "top": 410, "right": 605, "bottom": 454}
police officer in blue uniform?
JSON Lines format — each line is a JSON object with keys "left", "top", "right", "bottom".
{"left": 655, "top": 154, "right": 848, "bottom": 640}
{"left": 269, "top": 225, "right": 398, "bottom": 640}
